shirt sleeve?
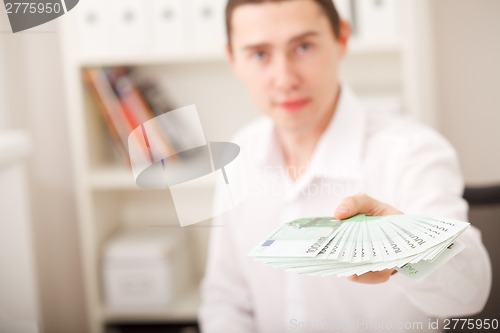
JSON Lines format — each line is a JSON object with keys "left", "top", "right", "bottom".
{"left": 389, "top": 125, "right": 492, "bottom": 318}
{"left": 198, "top": 214, "right": 255, "bottom": 333}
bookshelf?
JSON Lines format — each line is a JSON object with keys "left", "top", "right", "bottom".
{"left": 59, "top": 1, "right": 438, "bottom": 332}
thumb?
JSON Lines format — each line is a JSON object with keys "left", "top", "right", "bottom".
{"left": 334, "top": 193, "right": 401, "bottom": 220}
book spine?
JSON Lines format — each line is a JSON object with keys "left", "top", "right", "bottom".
{"left": 82, "top": 68, "right": 130, "bottom": 161}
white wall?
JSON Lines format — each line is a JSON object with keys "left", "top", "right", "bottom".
{"left": 0, "top": 12, "right": 87, "bottom": 333}
{"left": 0, "top": 52, "right": 8, "bottom": 128}
{"left": 0, "top": 15, "right": 9, "bottom": 128}
{"left": 433, "top": 0, "right": 500, "bottom": 184}
{"left": 0, "top": 133, "right": 39, "bottom": 333}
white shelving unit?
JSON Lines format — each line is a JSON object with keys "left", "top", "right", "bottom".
{"left": 59, "top": 1, "right": 437, "bottom": 332}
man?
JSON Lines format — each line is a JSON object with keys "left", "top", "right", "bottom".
{"left": 199, "top": 0, "right": 491, "bottom": 331}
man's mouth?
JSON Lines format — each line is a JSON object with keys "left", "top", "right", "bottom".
{"left": 277, "top": 98, "right": 311, "bottom": 112}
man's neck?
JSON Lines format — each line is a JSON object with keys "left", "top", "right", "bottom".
{"left": 277, "top": 86, "right": 341, "bottom": 182}
{"left": 278, "top": 130, "right": 321, "bottom": 181}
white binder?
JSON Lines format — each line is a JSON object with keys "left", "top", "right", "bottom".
{"left": 108, "top": 0, "right": 147, "bottom": 52}
{"left": 76, "top": 0, "right": 111, "bottom": 57}
{"left": 355, "top": 0, "right": 398, "bottom": 41}
{"left": 151, "top": 0, "right": 188, "bottom": 55}
{"left": 191, "top": 0, "right": 226, "bottom": 54}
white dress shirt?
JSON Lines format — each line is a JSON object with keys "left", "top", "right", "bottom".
{"left": 199, "top": 85, "right": 491, "bottom": 332}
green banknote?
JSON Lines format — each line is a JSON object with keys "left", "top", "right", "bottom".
{"left": 249, "top": 214, "right": 470, "bottom": 279}
{"left": 248, "top": 217, "right": 343, "bottom": 257}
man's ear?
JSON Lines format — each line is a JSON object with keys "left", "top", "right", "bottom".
{"left": 225, "top": 43, "right": 235, "bottom": 67}
{"left": 338, "top": 19, "right": 351, "bottom": 57}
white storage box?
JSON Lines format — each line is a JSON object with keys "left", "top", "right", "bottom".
{"left": 103, "top": 228, "right": 192, "bottom": 308}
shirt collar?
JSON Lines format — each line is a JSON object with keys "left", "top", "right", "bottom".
{"left": 255, "top": 84, "right": 366, "bottom": 181}
{"left": 254, "top": 116, "right": 282, "bottom": 166}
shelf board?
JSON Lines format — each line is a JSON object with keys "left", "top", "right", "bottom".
{"left": 348, "top": 38, "right": 402, "bottom": 55}
{"left": 90, "top": 166, "right": 137, "bottom": 190}
{"left": 78, "top": 51, "right": 226, "bottom": 67}
{"left": 89, "top": 166, "right": 215, "bottom": 191}
{"left": 102, "top": 284, "right": 200, "bottom": 323}
{"left": 75, "top": 39, "right": 400, "bottom": 67}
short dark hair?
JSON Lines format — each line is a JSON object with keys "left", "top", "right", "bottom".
{"left": 225, "top": 0, "right": 342, "bottom": 47}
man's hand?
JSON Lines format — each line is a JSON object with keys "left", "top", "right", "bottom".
{"left": 334, "top": 193, "right": 402, "bottom": 284}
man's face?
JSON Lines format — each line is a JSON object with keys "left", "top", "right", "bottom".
{"left": 228, "top": 0, "right": 348, "bottom": 136}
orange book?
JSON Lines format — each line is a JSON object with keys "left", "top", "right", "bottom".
{"left": 106, "top": 67, "right": 178, "bottom": 162}
{"left": 82, "top": 68, "right": 133, "bottom": 163}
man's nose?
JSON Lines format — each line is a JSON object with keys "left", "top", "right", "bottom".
{"left": 272, "top": 55, "right": 299, "bottom": 91}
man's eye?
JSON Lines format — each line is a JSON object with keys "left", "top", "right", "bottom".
{"left": 252, "top": 51, "right": 267, "bottom": 61}
{"left": 297, "top": 43, "right": 311, "bottom": 53}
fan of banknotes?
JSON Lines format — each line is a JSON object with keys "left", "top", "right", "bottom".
{"left": 248, "top": 214, "right": 469, "bottom": 280}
